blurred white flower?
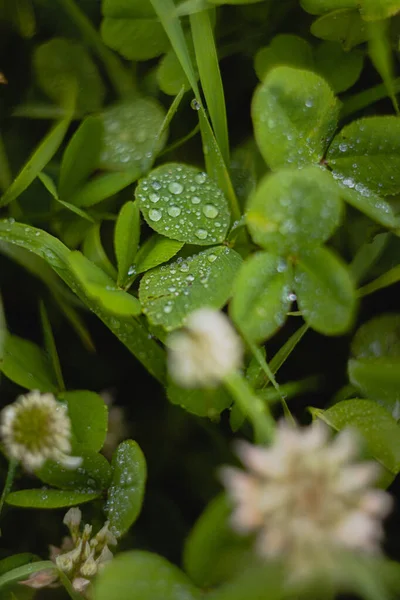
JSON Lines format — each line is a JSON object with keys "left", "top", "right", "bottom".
{"left": 167, "top": 309, "right": 243, "bottom": 388}
{"left": 0, "top": 390, "right": 81, "bottom": 471}
{"left": 221, "top": 420, "right": 393, "bottom": 579}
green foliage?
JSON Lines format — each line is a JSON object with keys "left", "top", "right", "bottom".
{"left": 106, "top": 440, "right": 147, "bottom": 537}
{"left": 184, "top": 494, "right": 252, "bottom": 587}
{"left": 294, "top": 247, "right": 357, "bottom": 335}
{"left": 252, "top": 66, "right": 339, "bottom": 169}
{"left": 327, "top": 117, "right": 400, "bottom": 196}
{"left": 139, "top": 247, "right": 242, "bottom": 331}
{"left": 254, "top": 35, "right": 314, "bottom": 81}
{"left": 230, "top": 252, "right": 292, "bottom": 344}
{"left": 247, "top": 167, "right": 342, "bottom": 255}
{"left": 34, "top": 38, "right": 105, "bottom": 113}
{"left": 136, "top": 163, "right": 231, "bottom": 245}
{"left": 0, "top": 334, "right": 58, "bottom": 393}
{"left": 94, "top": 551, "right": 201, "bottom": 600}
{"left": 315, "top": 399, "right": 400, "bottom": 474}
{"left": 348, "top": 314, "right": 400, "bottom": 415}
{"left": 2, "top": 1, "right": 400, "bottom": 598}
{"left": 99, "top": 99, "right": 168, "bottom": 173}
{"left": 101, "top": 0, "right": 170, "bottom": 61}
{"left": 63, "top": 390, "right": 108, "bottom": 452}
{"left": 6, "top": 489, "right": 101, "bottom": 508}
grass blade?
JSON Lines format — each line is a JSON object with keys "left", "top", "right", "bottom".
{"left": 190, "top": 10, "right": 230, "bottom": 164}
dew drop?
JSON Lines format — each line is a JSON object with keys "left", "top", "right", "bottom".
{"left": 207, "top": 254, "right": 217, "bottom": 263}
{"left": 168, "top": 206, "right": 181, "bottom": 217}
{"left": 191, "top": 98, "right": 201, "bottom": 111}
{"left": 164, "top": 305, "right": 173, "bottom": 314}
{"left": 186, "top": 274, "right": 195, "bottom": 282}
{"left": 168, "top": 182, "right": 184, "bottom": 195}
{"left": 195, "top": 229, "right": 208, "bottom": 240}
{"left": 149, "top": 209, "right": 162, "bottom": 222}
{"left": 191, "top": 196, "right": 201, "bottom": 204}
{"left": 203, "top": 204, "right": 219, "bottom": 219}
{"left": 149, "top": 193, "right": 160, "bottom": 203}
{"left": 151, "top": 180, "right": 162, "bottom": 191}
{"left": 195, "top": 173, "right": 207, "bottom": 185}
{"left": 180, "top": 263, "right": 189, "bottom": 272}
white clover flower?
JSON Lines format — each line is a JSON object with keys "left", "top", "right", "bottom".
{"left": 221, "top": 421, "right": 393, "bottom": 579}
{"left": 55, "top": 508, "right": 117, "bottom": 597}
{"left": 22, "top": 508, "right": 117, "bottom": 597}
{"left": 0, "top": 390, "right": 81, "bottom": 471}
{"left": 167, "top": 309, "right": 243, "bottom": 388}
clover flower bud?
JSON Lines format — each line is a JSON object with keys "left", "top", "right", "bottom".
{"left": 0, "top": 391, "right": 81, "bottom": 472}
{"left": 167, "top": 309, "right": 243, "bottom": 388}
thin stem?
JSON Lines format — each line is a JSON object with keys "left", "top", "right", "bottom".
{"left": 159, "top": 123, "right": 200, "bottom": 156}
{"left": 224, "top": 371, "right": 275, "bottom": 444}
{"left": 341, "top": 77, "right": 400, "bottom": 120}
{"left": 13, "top": 104, "right": 82, "bottom": 120}
{"left": 56, "top": 0, "right": 134, "bottom": 98}
{"left": 0, "top": 458, "right": 18, "bottom": 519}
{"left": 245, "top": 337, "right": 295, "bottom": 424}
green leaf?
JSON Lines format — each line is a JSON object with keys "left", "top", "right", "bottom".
{"left": 247, "top": 167, "right": 342, "bottom": 255}
{"left": 167, "top": 382, "right": 232, "bottom": 418}
{"left": 115, "top": 201, "right": 140, "bottom": 288}
{"left": 135, "top": 235, "right": 184, "bottom": 275}
{"left": 106, "top": 441, "right": 147, "bottom": 537}
{"left": 335, "top": 180, "right": 398, "bottom": 229}
{"left": 157, "top": 49, "right": 192, "bottom": 96}
{"left": 36, "top": 450, "right": 112, "bottom": 491}
{"left": 63, "top": 390, "right": 108, "bottom": 452}
{"left": 139, "top": 247, "right": 242, "bottom": 331}
{"left": 68, "top": 251, "right": 141, "bottom": 316}
{"left": 0, "top": 334, "right": 58, "bottom": 392}
{"left": 311, "top": 9, "right": 368, "bottom": 50}
{"left": 83, "top": 224, "right": 117, "bottom": 280}
{"left": 254, "top": 34, "right": 313, "bottom": 81}
{"left": 38, "top": 172, "right": 95, "bottom": 223}
{"left": 317, "top": 399, "right": 400, "bottom": 474}
{"left": 360, "top": 0, "right": 400, "bottom": 20}
{"left": 206, "top": 562, "right": 284, "bottom": 600}
{"left": 314, "top": 41, "right": 364, "bottom": 93}
{"left": 6, "top": 489, "right": 100, "bottom": 508}
{"left": 348, "top": 314, "right": 400, "bottom": 415}
{"left": 59, "top": 116, "right": 103, "bottom": 200}
{"left": 34, "top": 37, "right": 105, "bottom": 113}
{"left": 0, "top": 220, "right": 166, "bottom": 383}
{"left": 230, "top": 252, "right": 292, "bottom": 344}
{"left": 0, "top": 113, "right": 73, "bottom": 208}
{"left": 99, "top": 99, "right": 168, "bottom": 173}
{"left": 367, "top": 20, "right": 399, "bottom": 115}
{"left": 136, "top": 163, "right": 231, "bottom": 246}
{"left": 327, "top": 117, "right": 400, "bottom": 197}
{"left": 0, "top": 561, "right": 56, "bottom": 591}
{"left": 252, "top": 66, "right": 339, "bottom": 170}
{"left": 294, "top": 246, "right": 357, "bottom": 335}
{"left": 68, "top": 170, "right": 140, "bottom": 208}
{"left": 0, "top": 555, "right": 39, "bottom": 577}
{"left": 301, "top": 0, "right": 358, "bottom": 13}
{"left": 184, "top": 494, "right": 252, "bottom": 588}
{"left": 101, "top": 17, "right": 169, "bottom": 61}
{"left": 39, "top": 301, "right": 65, "bottom": 392}
{"left": 94, "top": 551, "right": 201, "bottom": 600}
